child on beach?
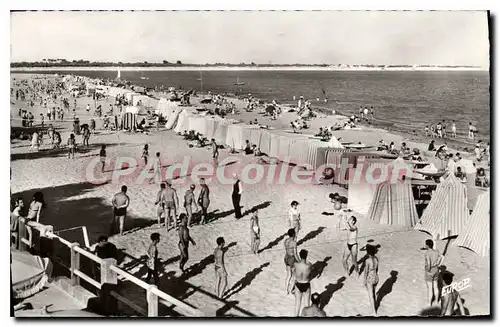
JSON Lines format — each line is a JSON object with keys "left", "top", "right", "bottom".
{"left": 211, "top": 139, "right": 219, "bottom": 160}
{"left": 142, "top": 144, "right": 149, "bottom": 166}
{"left": 146, "top": 233, "right": 160, "bottom": 284}
{"left": 451, "top": 121, "right": 457, "bottom": 138}
{"left": 67, "top": 133, "right": 76, "bottom": 159}
{"left": 250, "top": 210, "right": 261, "bottom": 254}
{"left": 99, "top": 145, "right": 106, "bottom": 172}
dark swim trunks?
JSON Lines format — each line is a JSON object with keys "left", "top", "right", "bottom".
{"left": 114, "top": 207, "right": 126, "bottom": 216}
{"left": 284, "top": 254, "right": 296, "bottom": 267}
{"left": 347, "top": 243, "right": 358, "bottom": 251}
{"left": 295, "top": 282, "right": 311, "bottom": 292}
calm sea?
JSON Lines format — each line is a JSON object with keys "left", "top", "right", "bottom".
{"left": 13, "top": 70, "right": 490, "bottom": 140}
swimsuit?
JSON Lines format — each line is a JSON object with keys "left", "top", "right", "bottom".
{"left": 295, "top": 282, "right": 311, "bottom": 293}
{"left": 347, "top": 242, "right": 358, "bottom": 251}
{"left": 284, "top": 254, "right": 296, "bottom": 267}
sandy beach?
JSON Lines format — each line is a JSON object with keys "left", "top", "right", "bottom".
{"left": 10, "top": 73, "right": 490, "bottom": 317}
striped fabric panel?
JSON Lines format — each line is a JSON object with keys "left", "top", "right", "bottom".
{"left": 259, "top": 130, "right": 273, "bottom": 156}
{"left": 213, "top": 122, "right": 230, "bottom": 145}
{"left": 454, "top": 190, "right": 490, "bottom": 257}
{"left": 415, "top": 175, "right": 469, "bottom": 239}
{"left": 269, "top": 133, "right": 281, "bottom": 158}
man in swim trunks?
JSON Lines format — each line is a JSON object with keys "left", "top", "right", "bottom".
{"left": 111, "top": 185, "right": 130, "bottom": 236}
{"left": 214, "top": 237, "right": 228, "bottom": 298}
{"left": 293, "top": 249, "right": 312, "bottom": 316}
{"left": 198, "top": 178, "right": 210, "bottom": 224}
{"left": 301, "top": 292, "right": 327, "bottom": 317}
{"left": 154, "top": 183, "right": 167, "bottom": 226}
{"left": 178, "top": 214, "right": 196, "bottom": 273}
{"left": 164, "top": 180, "right": 180, "bottom": 231}
{"left": 341, "top": 216, "right": 359, "bottom": 277}
{"left": 440, "top": 271, "right": 466, "bottom": 316}
{"left": 184, "top": 184, "right": 199, "bottom": 226}
{"left": 284, "top": 228, "right": 300, "bottom": 295}
{"left": 423, "top": 239, "right": 443, "bottom": 306}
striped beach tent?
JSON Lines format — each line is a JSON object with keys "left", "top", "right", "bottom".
{"left": 454, "top": 190, "right": 489, "bottom": 257}
{"left": 366, "top": 182, "right": 419, "bottom": 227}
{"left": 347, "top": 161, "right": 390, "bottom": 215}
{"left": 121, "top": 112, "right": 137, "bottom": 130}
{"left": 173, "top": 109, "right": 190, "bottom": 133}
{"left": 166, "top": 107, "right": 183, "bottom": 130}
{"left": 213, "top": 121, "right": 231, "bottom": 146}
{"left": 414, "top": 174, "right": 469, "bottom": 239}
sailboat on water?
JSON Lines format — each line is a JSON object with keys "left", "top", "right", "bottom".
{"left": 140, "top": 71, "right": 149, "bottom": 80}
{"left": 234, "top": 76, "right": 245, "bottom": 86}
{"left": 116, "top": 67, "right": 121, "bottom": 80}
{"left": 197, "top": 71, "right": 204, "bottom": 93}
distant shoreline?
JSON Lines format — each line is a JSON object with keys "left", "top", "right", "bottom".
{"left": 10, "top": 66, "right": 487, "bottom": 72}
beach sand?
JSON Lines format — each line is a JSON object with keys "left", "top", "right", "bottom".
{"left": 10, "top": 73, "right": 489, "bottom": 317}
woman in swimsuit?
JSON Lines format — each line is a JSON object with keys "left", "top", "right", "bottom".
{"left": 250, "top": 210, "right": 261, "bottom": 254}
{"left": 26, "top": 191, "right": 46, "bottom": 223}
{"left": 364, "top": 244, "right": 379, "bottom": 316}
{"left": 288, "top": 201, "right": 301, "bottom": 238}
{"left": 284, "top": 228, "right": 300, "bottom": 294}
{"left": 342, "top": 216, "right": 359, "bottom": 276}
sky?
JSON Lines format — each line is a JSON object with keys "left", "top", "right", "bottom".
{"left": 10, "top": 11, "right": 490, "bottom": 67}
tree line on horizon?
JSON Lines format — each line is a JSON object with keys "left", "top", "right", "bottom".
{"left": 10, "top": 59, "right": 477, "bottom": 69}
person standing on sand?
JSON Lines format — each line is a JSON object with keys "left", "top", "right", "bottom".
{"left": 67, "top": 133, "right": 76, "bottom": 159}
{"left": 184, "top": 184, "right": 198, "bottom": 226}
{"left": 250, "top": 210, "right": 261, "bottom": 254}
{"left": 423, "top": 239, "right": 443, "bottom": 307}
{"left": 284, "top": 228, "right": 300, "bottom": 294}
{"left": 211, "top": 139, "right": 219, "bottom": 161}
{"left": 301, "top": 293, "right": 327, "bottom": 317}
{"left": 341, "top": 216, "right": 359, "bottom": 277}
{"left": 141, "top": 144, "right": 149, "bottom": 166}
{"left": 164, "top": 180, "right": 180, "bottom": 231}
{"left": 468, "top": 122, "right": 475, "bottom": 140}
{"left": 451, "top": 120, "right": 457, "bottom": 138}
{"left": 29, "top": 131, "right": 39, "bottom": 152}
{"left": 154, "top": 183, "right": 167, "bottom": 226}
{"left": 214, "top": 237, "right": 228, "bottom": 298}
{"left": 288, "top": 201, "right": 301, "bottom": 238}
{"left": 99, "top": 145, "right": 106, "bottom": 173}
{"left": 82, "top": 125, "right": 91, "bottom": 147}
{"left": 111, "top": 185, "right": 130, "bottom": 236}
{"left": 146, "top": 233, "right": 160, "bottom": 285}
{"left": 178, "top": 214, "right": 196, "bottom": 273}
{"left": 198, "top": 178, "right": 210, "bottom": 225}
{"left": 232, "top": 174, "right": 243, "bottom": 219}
{"left": 150, "top": 152, "right": 162, "bottom": 184}
{"left": 293, "top": 249, "right": 312, "bottom": 317}
{"left": 364, "top": 244, "right": 379, "bottom": 316}
{"left": 440, "top": 271, "right": 467, "bottom": 316}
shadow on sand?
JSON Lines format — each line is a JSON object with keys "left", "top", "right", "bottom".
{"left": 375, "top": 270, "right": 398, "bottom": 311}
{"left": 223, "top": 262, "right": 270, "bottom": 299}
{"left": 297, "top": 226, "right": 325, "bottom": 247}
{"left": 319, "top": 277, "right": 346, "bottom": 310}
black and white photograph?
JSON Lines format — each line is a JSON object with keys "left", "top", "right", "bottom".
{"left": 8, "top": 9, "right": 491, "bottom": 318}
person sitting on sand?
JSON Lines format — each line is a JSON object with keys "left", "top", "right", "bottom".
{"left": 455, "top": 167, "right": 467, "bottom": 183}
{"left": 330, "top": 192, "right": 347, "bottom": 209}
{"left": 244, "top": 140, "right": 253, "bottom": 155}
{"left": 440, "top": 271, "right": 467, "bottom": 316}
{"left": 388, "top": 142, "right": 395, "bottom": 154}
{"left": 377, "top": 139, "right": 388, "bottom": 151}
{"left": 146, "top": 233, "right": 160, "bottom": 284}
{"left": 400, "top": 142, "right": 411, "bottom": 155}
{"left": 315, "top": 128, "right": 324, "bottom": 137}
{"left": 284, "top": 228, "right": 300, "bottom": 295}
{"left": 214, "top": 237, "right": 228, "bottom": 298}
{"left": 301, "top": 293, "right": 327, "bottom": 317}
{"left": 475, "top": 168, "right": 489, "bottom": 187}
{"left": 428, "top": 140, "right": 436, "bottom": 151}
{"left": 293, "top": 249, "right": 313, "bottom": 316}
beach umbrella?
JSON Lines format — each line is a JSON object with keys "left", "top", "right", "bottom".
{"left": 11, "top": 250, "right": 51, "bottom": 300}
{"left": 414, "top": 174, "right": 469, "bottom": 240}
{"left": 454, "top": 190, "right": 489, "bottom": 257}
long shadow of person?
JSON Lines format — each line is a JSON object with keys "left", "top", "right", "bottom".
{"left": 310, "top": 256, "right": 332, "bottom": 280}
{"left": 181, "top": 242, "right": 238, "bottom": 281}
{"left": 356, "top": 243, "right": 380, "bottom": 275}
{"left": 257, "top": 232, "right": 287, "bottom": 254}
{"left": 241, "top": 201, "right": 272, "bottom": 217}
{"left": 319, "top": 276, "right": 346, "bottom": 310}
{"left": 223, "top": 262, "right": 271, "bottom": 299}
{"left": 375, "top": 270, "right": 398, "bottom": 311}
{"left": 297, "top": 227, "right": 325, "bottom": 247}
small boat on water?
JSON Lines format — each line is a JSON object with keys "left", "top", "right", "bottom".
{"left": 140, "top": 72, "right": 149, "bottom": 80}
{"left": 234, "top": 77, "right": 244, "bottom": 86}
{"left": 116, "top": 67, "right": 121, "bottom": 80}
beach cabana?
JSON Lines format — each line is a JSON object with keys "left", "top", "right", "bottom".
{"left": 213, "top": 121, "right": 231, "bottom": 145}
{"left": 226, "top": 124, "right": 245, "bottom": 150}
{"left": 454, "top": 190, "right": 489, "bottom": 257}
{"left": 173, "top": 109, "right": 190, "bottom": 134}
{"left": 414, "top": 174, "right": 469, "bottom": 239}
{"left": 156, "top": 98, "right": 178, "bottom": 119}
{"left": 366, "top": 181, "right": 419, "bottom": 227}
{"left": 347, "top": 161, "right": 390, "bottom": 215}
{"left": 166, "top": 107, "right": 183, "bottom": 130}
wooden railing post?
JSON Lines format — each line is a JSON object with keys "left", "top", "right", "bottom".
{"left": 70, "top": 242, "right": 81, "bottom": 286}
{"left": 147, "top": 285, "right": 159, "bottom": 317}
{"left": 100, "top": 258, "right": 118, "bottom": 285}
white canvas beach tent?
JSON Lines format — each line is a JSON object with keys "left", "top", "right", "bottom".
{"left": 124, "top": 106, "right": 148, "bottom": 115}
{"left": 454, "top": 190, "right": 489, "bottom": 257}
{"left": 155, "top": 98, "right": 179, "bottom": 118}
{"left": 366, "top": 181, "right": 419, "bottom": 227}
{"left": 414, "top": 174, "right": 469, "bottom": 240}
